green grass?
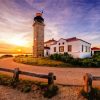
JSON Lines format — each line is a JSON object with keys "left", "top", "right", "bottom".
{"left": 13, "top": 53, "right": 100, "bottom": 68}
{"left": 13, "top": 55, "right": 72, "bottom": 67}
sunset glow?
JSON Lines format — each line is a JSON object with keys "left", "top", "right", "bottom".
{"left": 0, "top": 0, "right": 100, "bottom": 54}
{"left": 9, "top": 38, "right": 28, "bottom": 46}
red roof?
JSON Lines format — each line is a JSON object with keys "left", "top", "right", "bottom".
{"left": 91, "top": 47, "right": 100, "bottom": 50}
{"left": 66, "top": 37, "right": 78, "bottom": 42}
{"left": 45, "top": 37, "right": 91, "bottom": 45}
{"left": 66, "top": 37, "right": 91, "bottom": 44}
{"left": 44, "top": 39, "right": 57, "bottom": 44}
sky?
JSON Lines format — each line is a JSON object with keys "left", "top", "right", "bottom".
{"left": 0, "top": 0, "right": 100, "bottom": 53}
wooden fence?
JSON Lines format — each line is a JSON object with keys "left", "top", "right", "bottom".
{"left": 83, "top": 73, "right": 100, "bottom": 93}
{"left": 0, "top": 67, "right": 56, "bottom": 87}
{"left": 0, "top": 68, "right": 100, "bottom": 92}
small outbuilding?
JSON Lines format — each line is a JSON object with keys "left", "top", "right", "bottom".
{"left": 91, "top": 47, "right": 100, "bottom": 55}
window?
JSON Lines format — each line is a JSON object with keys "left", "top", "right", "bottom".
{"left": 87, "top": 47, "right": 90, "bottom": 52}
{"left": 59, "top": 46, "right": 64, "bottom": 52}
{"left": 85, "top": 46, "right": 87, "bottom": 52}
{"left": 46, "top": 51, "right": 48, "bottom": 55}
{"left": 54, "top": 47, "right": 56, "bottom": 52}
{"left": 68, "top": 45, "right": 72, "bottom": 52}
{"left": 82, "top": 45, "right": 84, "bottom": 52}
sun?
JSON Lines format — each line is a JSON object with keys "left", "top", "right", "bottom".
{"left": 9, "top": 38, "right": 27, "bottom": 46}
{"left": 17, "top": 49, "right": 22, "bottom": 52}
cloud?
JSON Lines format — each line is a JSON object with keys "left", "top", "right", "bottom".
{"left": 0, "top": 0, "right": 100, "bottom": 52}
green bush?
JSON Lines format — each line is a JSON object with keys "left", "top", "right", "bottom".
{"left": 21, "top": 85, "right": 31, "bottom": 93}
{"left": 50, "top": 53, "right": 73, "bottom": 62}
{"left": 50, "top": 53, "right": 100, "bottom": 67}
{"left": 43, "top": 85, "right": 58, "bottom": 98}
{"left": 0, "top": 74, "right": 18, "bottom": 87}
{"left": 50, "top": 53, "right": 62, "bottom": 60}
{"left": 81, "top": 58, "right": 92, "bottom": 67}
{"left": 70, "top": 58, "right": 82, "bottom": 66}
{"left": 81, "top": 88, "right": 100, "bottom": 100}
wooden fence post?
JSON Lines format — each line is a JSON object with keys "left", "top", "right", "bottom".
{"left": 83, "top": 73, "right": 93, "bottom": 93}
{"left": 48, "top": 72, "right": 54, "bottom": 89}
{"left": 13, "top": 68, "right": 20, "bottom": 82}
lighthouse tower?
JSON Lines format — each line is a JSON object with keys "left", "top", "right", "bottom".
{"left": 33, "top": 13, "right": 45, "bottom": 57}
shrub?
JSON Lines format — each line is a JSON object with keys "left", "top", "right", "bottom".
{"left": 60, "top": 55, "right": 67, "bottom": 62}
{"left": 43, "top": 85, "right": 58, "bottom": 98}
{"left": 81, "top": 58, "right": 93, "bottom": 67}
{"left": 21, "top": 85, "right": 31, "bottom": 93}
{"left": 70, "top": 58, "right": 82, "bottom": 66}
{"left": 0, "top": 54, "right": 13, "bottom": 58}
{"left": 0, "top": 74, "right": 18, "bottom": 87}
{"left": 50, "top": 53, "right": 100, "bottom": 67}
{"left": 50, "top": 53, "right": 62, "bottom": 60}
{"left": 81, "top": 56, "right": 100, "bottom": 67}
{"left": 81, "top": 88, "right": 100, "bottom": 100}
{"left": 92, "top": 54, "right": 100, "bottom": 61}
{"left": 0, "top": 74, "right": 59, "bottom": 98}
{"left": 50, "top": 53, "right": 73, "bottom": 63}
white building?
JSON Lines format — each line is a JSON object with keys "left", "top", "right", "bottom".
{"left": 91, "top": 47, "right": 100, "bottom": 55}
{"left": 44, "top": 38, "right": 57, "bottom": 47}
{"left": 44, "top": 38, "right": 57, "bottom": 57}
{"left": 44, "top": 37, "right": 91, "bottom": 58}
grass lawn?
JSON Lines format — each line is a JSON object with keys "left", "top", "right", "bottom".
{"left": 13, "top": 55, "right": 72, "bottom": 67}
{"left": 13, "top": 53, "right": 100, "bottom": 68}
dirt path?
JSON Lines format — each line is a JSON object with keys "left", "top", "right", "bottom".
{"left": 0, "top": 58, "right": 100, "bottom": 86}
{"left": 0, "top": 85, "right": 86, "bottom": 100}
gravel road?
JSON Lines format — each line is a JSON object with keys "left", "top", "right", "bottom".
{"left": 0, "top": 58, "right": 100, "bottom": 86}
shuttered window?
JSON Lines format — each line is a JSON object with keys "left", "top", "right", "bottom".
{"left": 59, "top": 46, "right": 64, "bottom": 52}
{"left": 68, "top": 45, "right": 72, "bottom": 52}
{"left": 54, "top": 47, "right": 56, "bottom": 52}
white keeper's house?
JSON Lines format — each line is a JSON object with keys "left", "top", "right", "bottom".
{"left": 44, "top": 37, "right": 91, "bottom": 58}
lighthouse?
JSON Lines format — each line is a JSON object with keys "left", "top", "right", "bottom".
{"left": 33, "top": 13, "right": 45, "bottom": 57}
